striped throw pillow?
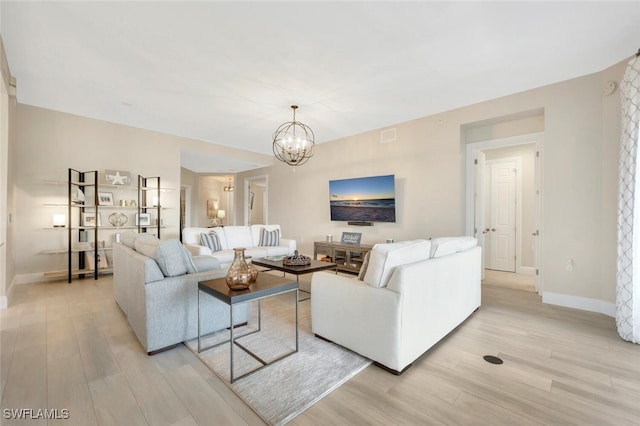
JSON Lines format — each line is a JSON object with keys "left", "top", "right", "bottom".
{"left": 200, "top": 231, "right": 222, "bottom": 252}
{"left": 259, "top": 228, "right": 280, "bottom": 247}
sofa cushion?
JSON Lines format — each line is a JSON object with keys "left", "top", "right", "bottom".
{"left": 201, "top": 231, "right": 222, "bottom": 252}
{"left": 363, "top": 240, "right": 431, "bottom": 288}
{"left": 192, "top": 255, "right": 221, "bottom": 272}
{"left": 430, "top": 236, "right": 477, "bottom": 258}
{"left": 357, "top": 251, "right": 371, "bottom": 281}
{"left": 181, "top": 247, "right": 197, "bottom": 274}
{"left": 223, "top": 226, "right": 254, "bottom": 249}
{"left": 135, "top": 236, "right": 192, "bottom": 277}
{"left": 120, "top": 231, "right": 139, "bottom": 249}
{"left": 259, "top": 228, "right": 280, "bottom": 247}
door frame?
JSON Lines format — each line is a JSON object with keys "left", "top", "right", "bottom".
{"left": 465, "top": 132, "right": 543, "bottom": 294}
{"left": 244, "top": 175, "right": 268, "bottom": 226}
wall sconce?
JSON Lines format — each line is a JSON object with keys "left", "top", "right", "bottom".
{"left": 53, "top": 213, "right": 66, "bottom": 227}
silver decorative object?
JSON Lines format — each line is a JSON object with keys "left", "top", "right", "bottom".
{"left": 283, "top": 250, "right": 311, "bottom": 266}
{"left": 108, "top": 212, "right": 128, "bottom": 227}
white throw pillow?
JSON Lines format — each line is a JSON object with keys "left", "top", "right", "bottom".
{"left": 201, "top": 231, "right": 222, "bottom": 252}
{"left": 259, "top": 228, "right": 280, "bottom": 246}
{"left": 363, "top": 240, "right": 431, "bottom": 288}
{"left": 430, "top": 236, "right": 477, "bottom": 258}
{"left": 357, "top": 251, "right": 371, "bottom": 281}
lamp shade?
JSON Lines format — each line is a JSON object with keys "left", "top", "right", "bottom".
{"left": 53, "top": 213, "right": 66, "bottom": 227}
{"left": 217, "top": 209, "right": 226, "bottom": 219}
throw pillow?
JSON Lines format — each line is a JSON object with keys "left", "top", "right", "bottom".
{"left": 357, "top": 251, "right": 371, "bottom": 281}
{"left": 363, "top": 240, "right": 431, "bottom": 288}
{"left": 259, "top": 228, "right": 280, "bottom": 247}
{"left": 181, "top": 246, "right": 197, "bottom": 274}
{"left": 154, "top": 240, "right": 189, "bottom": 277}
{"left": 201, "top": 231, "right": 222, "bottom": 252}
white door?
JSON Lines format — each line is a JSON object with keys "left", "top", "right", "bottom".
{"left": 487, "top": 161, "right": 516, "bottom": 272}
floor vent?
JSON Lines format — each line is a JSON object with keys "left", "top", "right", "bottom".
{"left": 483, "top": 355, "right": 503, "bottom": 365}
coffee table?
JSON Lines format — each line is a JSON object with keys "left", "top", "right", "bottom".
{"left": 198, "top": 273, "right": 298, "bottom": 383}
{"left": 251, "top": 257, "right": 337, "bottom": 282}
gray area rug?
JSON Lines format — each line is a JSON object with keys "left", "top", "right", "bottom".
{"left": 185, "top": 291, "right": 371, "bottom": 425}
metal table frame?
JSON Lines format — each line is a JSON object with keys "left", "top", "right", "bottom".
{"left": 197, "top": 274, "right": 299, "bottom": 383}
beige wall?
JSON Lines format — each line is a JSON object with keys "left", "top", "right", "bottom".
{"left": 1, "top": 35, "right": 16, "bottom": 307}
{"left": 10, "top": 105, "right": 255, "bottom": 282}
{"left": 239, "top": 58, "right": 628, "bottom": 312}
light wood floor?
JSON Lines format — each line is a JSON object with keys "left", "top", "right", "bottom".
{"left": 483, "top": 269, "right": 536, "bottom": 293}
{"left": 1, "top": 275, "right": 639, "bottom": 425}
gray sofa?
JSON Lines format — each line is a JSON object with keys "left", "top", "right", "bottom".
{"left": 113, "top": 232, "right": 250, "bottom": 354}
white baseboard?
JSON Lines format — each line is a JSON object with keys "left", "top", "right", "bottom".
{"left": 517, "top": 266, "right": 535, "bottom": 275}
{"left": 0, "top": 276, "right": 17, "bottom": 310}
{"left": 542, "top": 291, "right": 616, "bottom": 318}
{"left": 13, "top": 272, "right": 51, "bottom": 284}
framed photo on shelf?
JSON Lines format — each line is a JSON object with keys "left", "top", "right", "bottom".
{"left": 341, "top": 232, "right": 362, "bottom": 245}
{"left": 82, "top": 212, "right": 102, "bottom": 227}
{"left": 85, "top": 250, "right": 108, "bottom": 270}
{"left": 98, "top": 192, "right": 114, "bottom": 206}
{"left": 136, "top": 213, "right": 151, "bottom": 226}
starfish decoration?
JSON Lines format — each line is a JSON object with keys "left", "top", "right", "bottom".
{"left": 108, "top": 171, "right": 127, "bottom": 185}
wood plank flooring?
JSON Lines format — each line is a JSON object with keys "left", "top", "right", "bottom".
{"left": 1, "top": 275, "right": 639, "bottom": 425}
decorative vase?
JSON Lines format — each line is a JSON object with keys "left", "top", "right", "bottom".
{"left": 248, "top": 262, "right": 258, "bottom": 282}
{"left": 225, "top": 248, "right": 253, "bottom": 290}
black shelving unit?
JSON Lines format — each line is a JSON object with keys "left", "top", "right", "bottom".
{"left": 138, "top": 175, "right": 162, "bottom": 237}
{"left": 68, "top": 168, "right": 99, "bottom": 283}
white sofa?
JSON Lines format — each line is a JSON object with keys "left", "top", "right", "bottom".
{"left": 182, "top": 225, "right": 296, "bottom": 268}
{"left": 311, "top": 237, "right": 481, "bottom": 374}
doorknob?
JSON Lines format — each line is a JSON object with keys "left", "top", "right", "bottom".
{"left": 483, "top": 228, "right": 490, "bottom": 234}
{"left": 491, "top": 228, "right": 496, "bottom": 232}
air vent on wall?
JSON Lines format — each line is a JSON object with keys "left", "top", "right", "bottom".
{"left": 380, "top": 128, "right": 396, "bottom": 144}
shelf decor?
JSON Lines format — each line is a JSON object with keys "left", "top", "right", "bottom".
{"left": 108, "top": 212, "right": 128, "bottom": 227}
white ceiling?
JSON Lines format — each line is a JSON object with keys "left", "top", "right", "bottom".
{"left": 2, "top": 1, "right": 640, "bottom": 173}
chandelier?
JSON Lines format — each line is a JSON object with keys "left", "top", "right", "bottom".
{"left": 224, "top": 177, "right": 234, "bottom": 192}
{"left": 272, "top": 105, "right": 315, "bottom": 166}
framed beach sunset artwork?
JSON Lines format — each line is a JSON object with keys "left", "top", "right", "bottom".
{"left": 329, "top": 174, "right": 396, "bottom": 223}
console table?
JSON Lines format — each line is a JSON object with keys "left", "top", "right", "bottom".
{"left": 313, "top": 241, "right": 373, "bottom": 274}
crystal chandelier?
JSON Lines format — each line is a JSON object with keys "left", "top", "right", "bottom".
{"left": 272, "top": 105, "right": 315, "bottom": 166}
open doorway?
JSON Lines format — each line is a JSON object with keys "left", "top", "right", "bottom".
{"left": 244, "top": 175, "right": 268, "bottom": 225}
{"left": 466, "top": 133, "right": 542, "bottom": 294}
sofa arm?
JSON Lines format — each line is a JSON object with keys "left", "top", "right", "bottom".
{"left": 280, "top": 238, "right": 296, "bottom": 254}
{"left": 184, "top": 243, "right": 212, "bottom": 257}
{"left": 192, "top": 255, "right": 222, "bottom": 272}
{"left": 311, "top": 271, "right": 402, "bottom": 369}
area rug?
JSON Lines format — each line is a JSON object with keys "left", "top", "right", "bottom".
{"left": 185, "top": 291, "right": 371, "bottom": 425}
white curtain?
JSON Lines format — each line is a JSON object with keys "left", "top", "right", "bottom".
{"left": 617, "top": 54, "right": 640, "bottom": 343}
